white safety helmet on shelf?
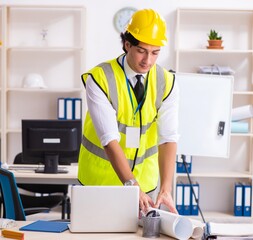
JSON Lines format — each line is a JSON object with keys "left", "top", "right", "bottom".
{"left": 22, "top": 73, "right": 47, "bottom": 89}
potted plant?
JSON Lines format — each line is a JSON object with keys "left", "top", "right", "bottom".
{"left": 207, "top": 29, "right": 223, "bottom": 49}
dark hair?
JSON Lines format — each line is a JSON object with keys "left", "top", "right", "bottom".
{"left": 120, "top": 31, "right": 139, "bottom": 53}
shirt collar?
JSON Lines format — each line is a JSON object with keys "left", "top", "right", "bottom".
{"left": 119, "top": 54, "right": 147, "bottom": 80}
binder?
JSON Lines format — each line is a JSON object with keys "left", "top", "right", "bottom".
{"left": 191, "top": 182, "right": 199, "bottom": 215}
{"left": 184, "top": 155, "right": 192, "bottom": 173}
{"left": 176, "top": 155, "right": 192, "bottom": 173}
{"left": 20, "top": 220, "right": 69, "bottom": 233}
{"left": 234, "top": 182, "right": 243, "bottom": 216}
{"left": 242, "top": 182, "right": 252, "bottom": 217}
{"left": 176, "top": 155, "right": 184, "bottom": 173}
{"left": 176, "top": 182, "right": 184, "bottom": 215}
{"left": 57, "top": 98, "right": 66, "bottom": 120}
{"left": 58, "top": 97, "right": 82, "bottom": 120}
{"left": 183, "top": 183, "right": 191, "bottom": 215}
{"left": 73, "top": 98, "right": 82, "bottom": 120}
{"left": 65, "top": 98, "right": 73, "bottom": 120}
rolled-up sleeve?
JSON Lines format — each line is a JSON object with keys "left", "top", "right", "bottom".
{"left": 86, "top": 77, "right": 120, "bottom": 146}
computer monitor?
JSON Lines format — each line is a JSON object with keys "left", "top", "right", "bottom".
{"left": 22, "top": 119, "right": 82, "bottom": 174}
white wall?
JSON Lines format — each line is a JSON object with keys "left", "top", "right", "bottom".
{"left": 2, "top": 0, "right": 253, "bottom": 71}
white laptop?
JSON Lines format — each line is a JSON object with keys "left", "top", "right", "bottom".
{"left": 69, "top": 185, "right": 139, "bottom": 233}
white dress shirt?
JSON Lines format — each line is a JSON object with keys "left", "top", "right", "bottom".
{"left": 85, "top": 55, "right": 180, "bottom": 146}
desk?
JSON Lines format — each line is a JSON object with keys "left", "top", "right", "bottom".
{"left": 9, "top": 165, "right": 80, "bottom": 185}
{"left": 0, "top": 222, "right": 174, "bottom": 240}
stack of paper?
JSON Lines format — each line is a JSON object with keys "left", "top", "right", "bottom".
{"left": 198, "top": 65, "right": 235, "bottom": 75}
{"left": 205, "top": 222, "right": 253, "bottom": 238}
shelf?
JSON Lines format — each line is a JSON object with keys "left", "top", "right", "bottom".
{"left": 0, "top": 5, "right": 85, "bottom": 164}
{"left": 7, "top": 6, "right": 84, "bottom": 49}
{"left": 191, "top": 211, "right": 253, "bottom": 223}
{"left": 178, "top": 49, "right": 253, "bottom": 53}
{"left": 177, "top": 171, "right": 252, "bottom": 179}
{"left": 7, "top": 47, "right": 83, "bottom": 51}
{"left": 6, "top": 88, "right": 83, "bottom": 93}
{"left": 231, "top": 133, "right": 253, "bottom": 137}
{"left": 175, "top": 8, "right": 253, "bottom": 218}
{"left": 233, "top": 91, "right": 253, "bottom": 95}
{"left": 6, "top": 129, "right": 21, "bottom": 134}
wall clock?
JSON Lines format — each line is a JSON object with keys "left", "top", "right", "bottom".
{"left": 113, "top": 7, "right": 137, "bottom": 33}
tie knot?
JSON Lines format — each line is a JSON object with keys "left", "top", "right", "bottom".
{"left": 135, "top": 74, "right": 142, "bottom": 82}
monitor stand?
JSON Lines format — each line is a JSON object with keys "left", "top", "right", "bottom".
{"left": 35, "top": 154, "right": 68, "bottom": 174}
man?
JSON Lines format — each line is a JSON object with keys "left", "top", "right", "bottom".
{"left": 78, "top": 9, "right": 179, "bottom": 213}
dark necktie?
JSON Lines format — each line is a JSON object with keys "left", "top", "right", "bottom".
{"left": 134, "top": 75, "right": 144, "bottom": 104}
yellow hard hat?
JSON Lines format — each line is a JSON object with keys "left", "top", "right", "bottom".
{"left": 126, "top": 9, "right": 167, "bottom": 46}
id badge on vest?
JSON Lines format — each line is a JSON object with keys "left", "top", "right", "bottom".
{"left": 126, "top": 127, "right": 140, "bottom": 148}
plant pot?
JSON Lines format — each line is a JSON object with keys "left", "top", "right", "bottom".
{"left": 207, "top": 40, "right": 223, "bottom": 49}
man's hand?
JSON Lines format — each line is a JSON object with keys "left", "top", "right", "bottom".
{"left": 139, "top": 189, "right": 155, "bottom": 212}
{"left": 154, "top": 190, "right": 178, "bottom": 214}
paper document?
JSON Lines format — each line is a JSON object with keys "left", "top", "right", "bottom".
{"left": 215, "top": 238, "right": 253, "bottom": 240}
{"left": 206, "top": 222, "right": 253, "bottom": 237}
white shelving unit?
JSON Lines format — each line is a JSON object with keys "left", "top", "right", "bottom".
{"left": 175, "top": 8, "right": 253, "bottom": 219}
{"left": 0, "top": 5, "right": 85, "bottom": 164}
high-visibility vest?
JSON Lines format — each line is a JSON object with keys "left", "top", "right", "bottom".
{"left": 78, "top": 57, "right": 175, "bottom": 193}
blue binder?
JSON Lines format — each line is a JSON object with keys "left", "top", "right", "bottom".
{"left": 65, "top": 98, "right": 74, "bottom": 120}
{"left": 20, "top": 220, "right": 69, "bottom": 233}
{"left": 176, "top": 155, "right": 184, "bottom": 173}
{"left": 183, "top": 183, "right": 191, "bottom": 215}
{"left": 191, "top": 182, "right": 199, "bottom": 215}
{"left": 57, "top": 98, "right": 66, "bottom": 120}
{"left": 176, "top": 182, "right": 184, "bottom": 215}
{"left": 234, "top": 182, "right": 243, "bottom": 216}
{"left": 176, "top": 155, "right": 192, "bottom": 173}
{"left": 242, "top": 182, "right": 252, "bottom": 217}
{"left": 184, "top": 155, "right": 192, "bottom": 173}
{"left": 73, "top": 98, "right": 82, "bottom": 120}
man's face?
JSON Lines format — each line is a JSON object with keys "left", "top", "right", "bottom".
{"left": 125, "top": 41, "right": 161, "bottom": 74}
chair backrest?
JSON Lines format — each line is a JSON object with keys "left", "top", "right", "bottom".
{"left": 0, "top": 168, "right": 26, "bottom": 220}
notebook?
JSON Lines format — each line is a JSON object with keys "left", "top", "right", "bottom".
{"left": 68, "top": 185, "right": 139, "bottom": 233}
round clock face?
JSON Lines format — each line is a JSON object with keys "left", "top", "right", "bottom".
{"left": 113, "top": 7, "right": 137, "bottom": 33}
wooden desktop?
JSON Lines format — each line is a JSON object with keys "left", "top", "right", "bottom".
{"left": 1, "top": 221, "right": 174, "bottom": 240}
{"left": 8, "top": 164, "right": 80, "bottom": 185}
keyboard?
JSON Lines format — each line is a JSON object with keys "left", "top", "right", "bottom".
{"left": 8, "top": 165, "right": 39, "bottom": 171}
{"left": 8, "top": 165, "right": 68, "bottom": 173}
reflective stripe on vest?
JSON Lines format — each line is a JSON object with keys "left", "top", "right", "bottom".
{"left": 82, "top": 134, "right": 158, "bottom": 168}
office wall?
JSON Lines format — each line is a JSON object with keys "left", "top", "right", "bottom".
{"left": 1, "top": 0, "right": 253, "bottom": 71}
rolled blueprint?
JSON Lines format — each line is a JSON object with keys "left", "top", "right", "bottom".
{"left": 140, "top": 208, "right": 204, "bottom": 240}
{"left": 231, "top": 121, "right": 249, "bottom": 133}
{"left": 232, "top": 105, "right": 253, "bottom": 121}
